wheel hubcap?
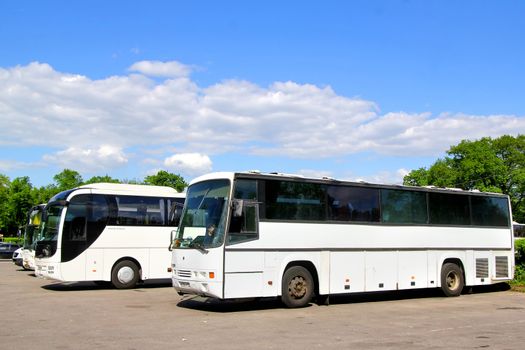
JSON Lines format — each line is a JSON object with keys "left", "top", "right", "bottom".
{"left": 288, "top": 276, "right": 307, "bottom": 299}
{"left": 446, "top": 272, "right": 458, "bottom": 290}
{"left": 117, "top": 266, "right": 134, "bottom": 284}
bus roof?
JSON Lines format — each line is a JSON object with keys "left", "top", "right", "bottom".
{"left": 75, "top": 183, "right": 185, "bottom": 198}
{"left": 188, "top": 171, "right": 508, "bottom": 198}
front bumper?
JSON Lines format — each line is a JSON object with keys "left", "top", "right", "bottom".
{"left": 35, "top": 263, "right": 59, "bottom": 279}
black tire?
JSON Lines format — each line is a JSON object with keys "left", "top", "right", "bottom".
{"left": 111, "top": 260, "right": 140, "bottom": 289}
{"left": 281, "top": 266, "right": 314, "bottom": 308}
{"left": 441, "top": 262, "right": 464, "bottom": 297}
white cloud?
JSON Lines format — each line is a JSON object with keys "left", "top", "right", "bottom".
{"left": 344, "top": 168, "right": 410, "bottom": 185}
{"left": 43, "top": 145, "right": 128, "bottom": 172}
{"left": 0, "top": 159, "right": 35, "bottom": 172}
{"left": 359, "top": 112, "right": 525, "bottom": 157}
{"left": 163, "top": 153, "right": 212, "bottom": 176}
{"left": 288, "top": 168, "right": 412, "bottom": 185}
{"left": 128, "top": 60, "right": 192, "bottom": 78}
{"left": 296, "top": 169, "right": 335, "bottom": 179}
{"left": 0, "top": 60, "right": 523, "bottom": 178}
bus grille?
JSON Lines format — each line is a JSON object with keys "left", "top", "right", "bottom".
{"left": 476, "top": 258, "right": 489, "bottom": 278}
{"left": 176, "top": 270, "right": 192, "bottom": 278}
{"left": 495, "top": 256, "right": 509, "bottom": 278}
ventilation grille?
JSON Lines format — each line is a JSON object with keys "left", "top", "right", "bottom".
{"left": 476, "top": 258, "right": 489, "bottom": 278}
{"left": 176, "top": 269, "right": 192, "bottom": 278}
{"left": 495, "top": 256, "right": 509, "bottom": 278}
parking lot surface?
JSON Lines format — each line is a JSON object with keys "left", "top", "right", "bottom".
{"left": 2, "top": 260, "right": 525, "bottom": 349}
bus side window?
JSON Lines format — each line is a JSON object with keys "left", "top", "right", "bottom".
{"left": 70, "top": 217, "right": 86, "bottom": 241}
{"left": 228, "top": 200, "right": 259, "bottom": 244}
{"left": 228, "top": 179, "right": 259, "bottom": 245}
{"left": 169, "top": 199, "right": 184, "bottom": 226}
{"left": 61, "top": 194, "right": 108, "bottom": 263}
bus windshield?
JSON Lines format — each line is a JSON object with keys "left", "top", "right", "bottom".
{"left": 41, "top": 203, "right": 65, "bottom": 242}
{"left": 23, "top": 206, "right": 44, "bottom": 249}
{"left": 175, "top": 179, "right": 230, "bottom": 250}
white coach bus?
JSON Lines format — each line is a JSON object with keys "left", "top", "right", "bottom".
{"left": 171, "top": 172, "right": 514, "bottom": 307}
{"left": 36, "top": 183, "right": 185, "bottom": 289}
{"left": 21, "top": 204, "right": 45, "bottom": 270}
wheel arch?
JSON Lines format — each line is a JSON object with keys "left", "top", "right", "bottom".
{"left": 112, "top": 256, "right": 143, "bottom": 281}
{"left": 438, "top": 256, "right": 466, "bottom": 288}
{"left": 281, "top": 260, "right": 320, "bottom": 297}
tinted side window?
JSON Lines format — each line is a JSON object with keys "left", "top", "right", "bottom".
{"left": 234, "top": 179, "right": 257, "bottom": 200}
{"left": 381, "top": 189, "right": 427, "bottom": 224}
{"left": 471, "top": 196, "right": 510, "bottom": 227}
{"left": 328, "top": 186, "right": 380, "bottom": 222}
{"left": 62, "top": 194, "right": 108, "bottom": 262}
{"left": 264, "top": 180, "right": 326, "bottom": 221}
{"left": 429, "top": 193, "right": 470, "bottom": 225}
{"left": 108, "top": 196, "right": 166, "bottom": 226}
{"left": 168, "top": 198, "right": 185, "bottom": 226}
{"left": 228, "top": 179, "right": 259, "bottom": 245}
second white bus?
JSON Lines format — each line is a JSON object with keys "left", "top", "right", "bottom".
{"left": 36, "top": 183, "right": 185, "bottom": 288}
{"left": 21, "top": 204, "right": 45, "bottom": 270}
{"left": 171, "top": 171, "right": 514, "bottom": 307}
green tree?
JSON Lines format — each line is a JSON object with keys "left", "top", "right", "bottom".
{"left": 403, "top": 135, "right": 525, "bottom": 222}
{"left": 447, "top": 138, "right": 506, "bottom": 192}
{"left": 31, "top": 184, "right": 60, "bottom": 205}
{"left": 493, "top": 135, "right": 525, "bottom": 221}
{"left": 121, "top": 178, "right": 143, "bottom": 184}
{"left": 53, "top": 169, "right": 83, "bottom": 192}
{"left": 4, "top": 177, "right": 34, "bottom": 235}
{"left": 85, "top": 175, "right": 121, "bottom": 184}
{"left": 403, "top": 167, "right": 430, "bottom": 187}
{"left": 403, "top": 159, "right": 459, "bottom": 188}
{"left": 144, "top": 170, "right": 187, "bottom": 192}
{"left": 0, "top": 174, "right": 10, "bottom": 235}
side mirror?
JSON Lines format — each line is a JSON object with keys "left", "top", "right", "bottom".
{"left": 168, "top": 230, "right": 177, "bottom": 251}
{"left": 232, "top": 199, "right": 244, "bottom": 218}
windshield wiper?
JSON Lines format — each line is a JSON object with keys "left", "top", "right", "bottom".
{"left": 196, "top": 188, "right": 211, "bottom": 210}
{"left": 189, "top": 241, "right": 208, "bottom": 254}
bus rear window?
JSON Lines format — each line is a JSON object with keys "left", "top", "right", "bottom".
{"left": 471, "top": 196, "right": 509, "bottom": 227}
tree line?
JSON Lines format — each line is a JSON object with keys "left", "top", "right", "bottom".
{"left": 404, "top": 134, "right": 525, "bottom": 223}
{"left": 1, "top": 134, "right": 523, "bottom": 236}
{"left": 0, "top": 169, "right": 187, "bottom": 236}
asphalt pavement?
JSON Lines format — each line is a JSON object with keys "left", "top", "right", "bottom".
{"left": 2, "top": 260, "right": 525, "bottom": 349}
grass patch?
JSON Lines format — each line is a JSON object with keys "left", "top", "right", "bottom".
{"left": 509, "top": 265, "right": 525, "bottom": 291}
{"left": 510, "top": 239, "right": 525, "bottom": 291}
{"left": 510, "top": 284, "right": 525, "bottom": 292}
{"left": 1, "top": 237, "right": 23, "bottom": 245}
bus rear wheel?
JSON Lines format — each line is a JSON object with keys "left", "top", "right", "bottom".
{"left": 111, "top": 260, "right": 140, "bottom": 289}
{"left": 281, "top": 266, "right": 314, "bottom": 308}
{"left": 440, "top": 262, "right": 464, "bottom": 297}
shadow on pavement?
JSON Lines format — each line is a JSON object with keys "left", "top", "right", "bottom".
{"left": 14, "top": 267, "right": 36, "bottom": 274}
{"left": 177, "top": 295, "right": 284, "bottom": 312}
{"left": 176, "top": 282, "right": 511, "bottom": 313}
{"left": 41, "top": 278, "right": 172, "bottom": 291}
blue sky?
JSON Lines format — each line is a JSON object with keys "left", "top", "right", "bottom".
{"left": 1, "top": 1, "right": 524, "bottom": 187}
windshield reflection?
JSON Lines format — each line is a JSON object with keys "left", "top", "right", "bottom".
{"left": 41, "top": 204, "right": 64, "bottom": 242}
{"left": 35, "top": 203, "right": 64, "bottom": 259}
{"left": 23, "top": 206, "right": 44, "bottom": 249}
{"left": 175, "top": 179, "right": 230, "bottom": 250}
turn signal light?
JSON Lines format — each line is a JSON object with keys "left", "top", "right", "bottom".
{"left": 209, "top": 272, "right": 215, "bottom": 279}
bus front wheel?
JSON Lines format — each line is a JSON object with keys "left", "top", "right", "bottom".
{"left": 281, "top": 266, "right": 314, "bottom": 308}
{"left": 440, "top": 262, "right": 464, "bottom": 297}
{"left": 111, "top": 260, "right": 140, "bottom": 289}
